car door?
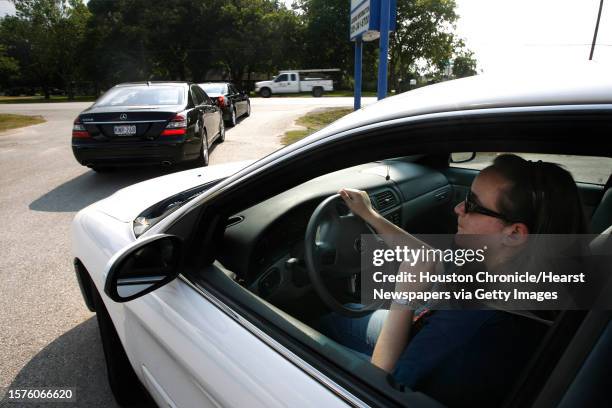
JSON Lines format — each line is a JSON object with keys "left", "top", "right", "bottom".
{"left": 195, "top": 86, "right": 219, "bottom": 144}
{"left": 273, "top": 74, "right": 290, "bottom": 93}
{"left": 119, "top": 274, "right": 352, "bottom": 408}
{"left": 229, "top": 84, "right": 245, "bottom": 116}
{"left": 286, "top": 73, "right": 299, "bottom": 93}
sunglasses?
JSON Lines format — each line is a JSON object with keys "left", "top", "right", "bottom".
{"left": 464, "top": 190, "right": 516, "bottom": 223}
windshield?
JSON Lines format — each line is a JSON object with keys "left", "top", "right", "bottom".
{"left": 199, "top": 83, "right": 227, "bottom": 94}
{"left": 95, "top": 85, "right": 185, "bottom": 107}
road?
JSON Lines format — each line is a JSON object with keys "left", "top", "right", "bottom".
{"left": 0, "top": 97, "right": 374, "bottom": 407}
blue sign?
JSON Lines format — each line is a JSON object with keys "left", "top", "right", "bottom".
{"left": 350, "top": 0, "right": 397, "bottom": 41}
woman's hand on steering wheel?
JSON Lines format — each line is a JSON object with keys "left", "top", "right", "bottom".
{"left": 339, "top": 188, "right": 377, "bottom": 223}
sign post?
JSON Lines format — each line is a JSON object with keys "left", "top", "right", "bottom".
{"left": 350, "top": 0, "right": 397, "bottom": 109}
{"left": 377, "top": 0, "right": 390, "bottom": 100}
{"left": 354, "top": 38, "right": 363, "bottom": 110}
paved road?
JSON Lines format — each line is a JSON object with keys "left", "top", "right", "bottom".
{"left": 0, "top": 97, "right": 375, "bottom": 407}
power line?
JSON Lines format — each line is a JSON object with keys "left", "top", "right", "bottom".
{"left": 590, "top": 0, "right": 605, "bottom": 60}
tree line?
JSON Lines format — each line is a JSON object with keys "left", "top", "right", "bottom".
{"left": 0, "top": 0, "right": 477, "bottom": 99}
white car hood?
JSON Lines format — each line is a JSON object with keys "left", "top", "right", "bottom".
{"left": 94, "top": 161, "right": 253, "bottom": 222}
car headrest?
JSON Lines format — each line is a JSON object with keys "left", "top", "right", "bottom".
{"left": 590, "top": 224, "right": 612, "bottom": 255}
{"left": 591, "top": 189, "right": 612, "bottom": 234}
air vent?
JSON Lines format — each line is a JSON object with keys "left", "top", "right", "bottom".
{"left": 372, "top": 190, "right": 398, "bottom": 212}
{"left": 384, "top": 210, "right": 401, "bottom": 226}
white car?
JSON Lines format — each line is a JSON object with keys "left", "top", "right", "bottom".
{"left": 73, "top": 64, "right": 612, "bottom": 408}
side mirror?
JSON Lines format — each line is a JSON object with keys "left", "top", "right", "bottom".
{"left": 450, "top": 152, "right": 476, "bottom": 163}
{"left": 104, "top": 234, "right": 183, "bottom": 302}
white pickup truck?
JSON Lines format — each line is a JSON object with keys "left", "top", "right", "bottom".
{"left": 255, "top": 69, "right": 339, "bottom": 97}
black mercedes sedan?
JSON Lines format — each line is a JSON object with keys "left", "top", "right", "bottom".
{"left": 72, "top": 82, "right": 224, "bottom": 172}
{"left": 199, "top": 82, "right": 250, "bottom": 127}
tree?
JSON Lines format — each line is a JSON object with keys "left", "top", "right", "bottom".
{"left": 53, "top": 0, "right": 90, "bottom": 98}
{"left": 3, "top": 0, "right": 89, "bottom": 98}
{"left": 297, "top": 0, "right": 378, "bottom": 88}
{"left": 296, "top": 0, "right": 476, "bottom": 91}
{"left": 0, "top": 43, "right": 20, "bottom": 90}
{"left": 215, "top": 0, "right": 301, "bottom": 86}
{"left": 389, "top": 0, "right": 462, "bottom": 89}
{"left": 452, "top": 47, "right": 478, "bottom": 78}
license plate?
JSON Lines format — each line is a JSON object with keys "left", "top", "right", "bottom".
{"left": 113, "top": 125, "right": 137, "bottom": 136}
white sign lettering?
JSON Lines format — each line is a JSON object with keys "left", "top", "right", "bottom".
{"left": 350, "top": 1, "right": 370, "bottom": 40}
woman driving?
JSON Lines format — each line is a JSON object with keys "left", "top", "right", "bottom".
{"left": 320, "top": 154, "right": 588, "bottom": 407}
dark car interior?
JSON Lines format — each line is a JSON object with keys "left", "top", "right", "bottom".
{"left": 217, "top": 154, "right": 610, "bottom": 316}
{"left": 184, "top": 149, "right": 611, "bottom": 408}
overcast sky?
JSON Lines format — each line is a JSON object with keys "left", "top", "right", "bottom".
{"left": 1, "top": 0, "right": 610, "bottom": 73}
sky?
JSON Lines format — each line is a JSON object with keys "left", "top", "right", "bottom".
{"left": 1, "top": 0, "right": 610, "bottom": 73}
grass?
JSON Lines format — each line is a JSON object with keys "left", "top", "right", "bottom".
{"left": 250, "top": 90, "right": 377, "bottom": 98}
{"left": 0, "top": 114, "right": 46, "bottom": 132}
{"left": 281, "top": 107, "right": 353, "bottom": 145}
{"left": 0, "top": 95, "right": 96, "bottom": 104}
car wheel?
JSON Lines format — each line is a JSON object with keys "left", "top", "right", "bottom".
{"left": 218, "top": 119, "right": 225, "bottom": 143}
{"left": 312, "top": 87, "right": 323, "bottom": 97}
{"left": 245, "top": 101, "right": 251, "bottom": 117}
{"left": 198, "top": 130, "right": 209, "bottom": 167}
{"left": 229, "top": 107, "right": 237, "bottom": 127}
{"left": 260, "top": 88, "right": 271, "bottom": 98}
{"left": 92, "top": 285, "right": 152, "bottom": 407}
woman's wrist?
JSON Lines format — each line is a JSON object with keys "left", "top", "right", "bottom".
{"left": 364, "top": 210, "right": 383, "bottom": 228}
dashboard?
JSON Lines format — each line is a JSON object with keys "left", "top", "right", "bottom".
{"left": 218, "top": 158, "right": 454, "bottom": 302}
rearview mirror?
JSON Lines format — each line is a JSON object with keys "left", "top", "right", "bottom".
{"left": 450, "top": 152, "right": 476, "bottom": 163}
{"left": 104, "top": 234, "right": 183, "bottom": 302}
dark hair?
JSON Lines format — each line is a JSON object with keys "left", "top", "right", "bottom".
{"left": 485, "top": 154, "right": 589, "bottom": 234}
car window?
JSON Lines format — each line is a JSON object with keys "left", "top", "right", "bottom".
{"left": 199, "top": 88, "right": 212, "bottom": 105}
{"left": 192, "top": 86, "right": 207, "bottom": 105}
{"left": 275, "top": 74, "right": 288, "bottom": 82}
{"left": 290, "top": 74, "right": 296, "bottom": 81}
{"left": 191, "top": 86, "right": 204, "bottom": 106}
{"left": 199, "top": 83, "right": 227, "bottom": 94}
{"left": 450, "top": 153, "right": 612, "bottom": 185}
{"left": 95, "top": 86, "right": 184, "bottom": 106}
{"left": 214, "top": 152, "right": 580, "bottom": 407}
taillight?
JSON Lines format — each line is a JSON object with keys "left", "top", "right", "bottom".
{"left": 217, "top": 96, "right": 226, "bottom": 107}
{"left": 161, "top": 114, "right": 187, "bottom": 136}
{"left": 72, "top": 117, "right": 90, "bottom": 139}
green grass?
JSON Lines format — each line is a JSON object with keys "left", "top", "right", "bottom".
{"left": 0, "top": 95, "right": 96, "bottom": 104}
{"left": 0, "top": 114, "right": 46, "bottom": 132}
{"left": 281, "top": 107, "right": 353, "bottom": 145}
{"left": 250, "top": 90, "right": 377, "bottom": 98}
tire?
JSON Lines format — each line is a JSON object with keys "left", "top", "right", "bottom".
{"left": 245, "top": 101, "right": 251, "bottom": 117}
{"left": 92, "top": 287, "right": 152, "bottom": 407}
{"left": 198, "top": 130, "right": 209, "bottom": 167}
{"left": 312, "top": 87, "right": 323, "bottom": 97}
{"left": 260, "top": 88, "right": 271, "bottom": 98}
{"left": 218, "top": 119, "right": 225, "bottom": 143}
{"left": 228, "top": 107, "right": 237, "bottom": 127}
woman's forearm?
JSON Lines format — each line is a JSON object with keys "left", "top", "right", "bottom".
{"left": 365, "top": 211, "right": 432, "bottom": 250}
{"left": 371, "top": 306, "right": 414, "bottom": 372}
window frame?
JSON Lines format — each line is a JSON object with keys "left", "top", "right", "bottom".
{"left": 275, "top": 74, "right": 289, "bottom": 83}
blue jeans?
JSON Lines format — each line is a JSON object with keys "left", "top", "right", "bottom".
{"left": 319, "top": 306, "right": 546, "bottom": 407}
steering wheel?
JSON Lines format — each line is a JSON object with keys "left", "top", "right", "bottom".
{"left": 304, "top": 194, "right": 383, "bottom": 317}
